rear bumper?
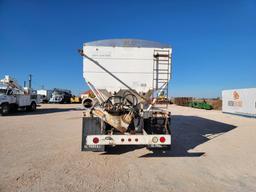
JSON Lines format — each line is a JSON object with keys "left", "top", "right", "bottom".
{"left": 86, "top": 134, "right": 171, "bottom": 145}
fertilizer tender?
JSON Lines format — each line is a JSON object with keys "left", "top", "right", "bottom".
{"left": 79, "top": 39, "right": 172, "bottom": 151}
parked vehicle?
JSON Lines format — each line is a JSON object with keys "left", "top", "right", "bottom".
{"left": 79, "top": 39, "right": 172, "bottom": 152}
{"left": 188, "top": 101, "right": 213, "bottom": 110}
{"left": 37, "top": 89, "right": 53, "bottom": 103}
{"left": 0, "top": 75, "right": 39, "bottom": 115}
{"left": 71, "top": 95, "right": 81, "bottom": 103}
{"left": 49, "top": 88, "right": 72, "bottom": 104}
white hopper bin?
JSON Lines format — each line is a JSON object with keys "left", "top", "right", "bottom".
{"left": 82, "top": 39, "right": 172, "bottom": 94}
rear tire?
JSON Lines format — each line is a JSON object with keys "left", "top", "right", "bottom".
{"left": 1, "top": 103, "right": 10, "bottom": 116}
{"left": 27, "top": 102, "right": 36, "bottom": 112}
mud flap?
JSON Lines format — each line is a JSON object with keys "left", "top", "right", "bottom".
{"left": 81, "top": 117, "right": 105, "bottom": 152}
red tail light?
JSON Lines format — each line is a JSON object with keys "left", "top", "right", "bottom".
{"left": 160, "top": 137, "right": 166, "bottom": 143}
{"left": 93, "top": 137, "right": 99, "bottom": 144}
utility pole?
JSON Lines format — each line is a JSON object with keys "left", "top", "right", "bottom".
{"left": 28, "top": 74, "right": 32, "bottom": 89}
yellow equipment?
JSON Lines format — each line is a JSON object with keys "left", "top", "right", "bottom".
{"left": 70, "top": 96, "right": 82, "bottom": 103}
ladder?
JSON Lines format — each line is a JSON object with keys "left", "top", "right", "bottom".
{"left": 153, "top": 49, "right": 171, "bottom": 104}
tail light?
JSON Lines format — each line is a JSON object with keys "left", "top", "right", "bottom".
{"left": 159, "top": 137, "right": 166, "bottom": 143}
{"left": 93, "top": 137, "right": 99, "bottom": 144}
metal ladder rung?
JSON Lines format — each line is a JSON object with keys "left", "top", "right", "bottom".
{"left": 154, "top": 79, "right": 168, "bottom": 81}
{"left": 153, "top": 59, "right": 169, "bottom": 62}
{"left": 154, "top": 55, "right": 169, "bottom": 58}
{"left": 154, "top": 72, "right": 170, "bottom": 74}
{"left": 154, "top": 69, "right": 169, "bottom": 71}
{"left": 155, "top": 63, "right": 169, "bottom": 65}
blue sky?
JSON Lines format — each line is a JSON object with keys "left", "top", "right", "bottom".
{"left": 0, "top": 0, "right": 255, "bottom": 98}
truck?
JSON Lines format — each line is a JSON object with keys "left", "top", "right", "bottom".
{"left": 70, "top": 95, "right": 82, "bottom": 103}
{"left": 79, "top": 39, "right": 172, "bottom": 152}
{"left": 49, "top": 88, "right": 72, "bottom": 103}
{"left": 0, "top": 75, "right": 39, "bottom": 116}
{"left": 37, "top": 89, "right": 53, "bottom": 103}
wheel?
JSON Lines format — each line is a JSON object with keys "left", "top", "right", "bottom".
{"left": 1, "top": 103, "right": 10, "bottom": 116}
{"left": 28, "top": 102, "right": 37, "bottom": 112}
{"left": 31, "top": 102, "right": 36, "bottom": 111}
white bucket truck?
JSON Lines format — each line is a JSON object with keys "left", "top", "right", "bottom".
{"left": 0, "top": 75, "right": 39, "bottom": 115}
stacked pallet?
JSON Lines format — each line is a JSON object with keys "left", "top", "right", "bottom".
{"left": 173, "top": 97, "right": 192, "bottom": 106}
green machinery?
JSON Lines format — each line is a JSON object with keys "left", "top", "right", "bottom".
{"left": 188, "top": 101, "right": 213, "bottom": 110}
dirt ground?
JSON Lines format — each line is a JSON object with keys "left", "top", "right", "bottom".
{"left": 0, "top": 104, "right": 256, "bottom": 192}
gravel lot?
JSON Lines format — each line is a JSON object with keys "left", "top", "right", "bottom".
{"left": 1, "top": 104, "right": 256, "bottom": 192}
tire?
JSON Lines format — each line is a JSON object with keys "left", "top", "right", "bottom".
{"left": 28, "top": 102, "right": 37, "bottom": 112}
{"left": 1, "top": 103, "right": 10, "bottom": 116}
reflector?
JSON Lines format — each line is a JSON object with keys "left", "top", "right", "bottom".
{"left": 152, "top": 137, "right": 158, "bottom": 143}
